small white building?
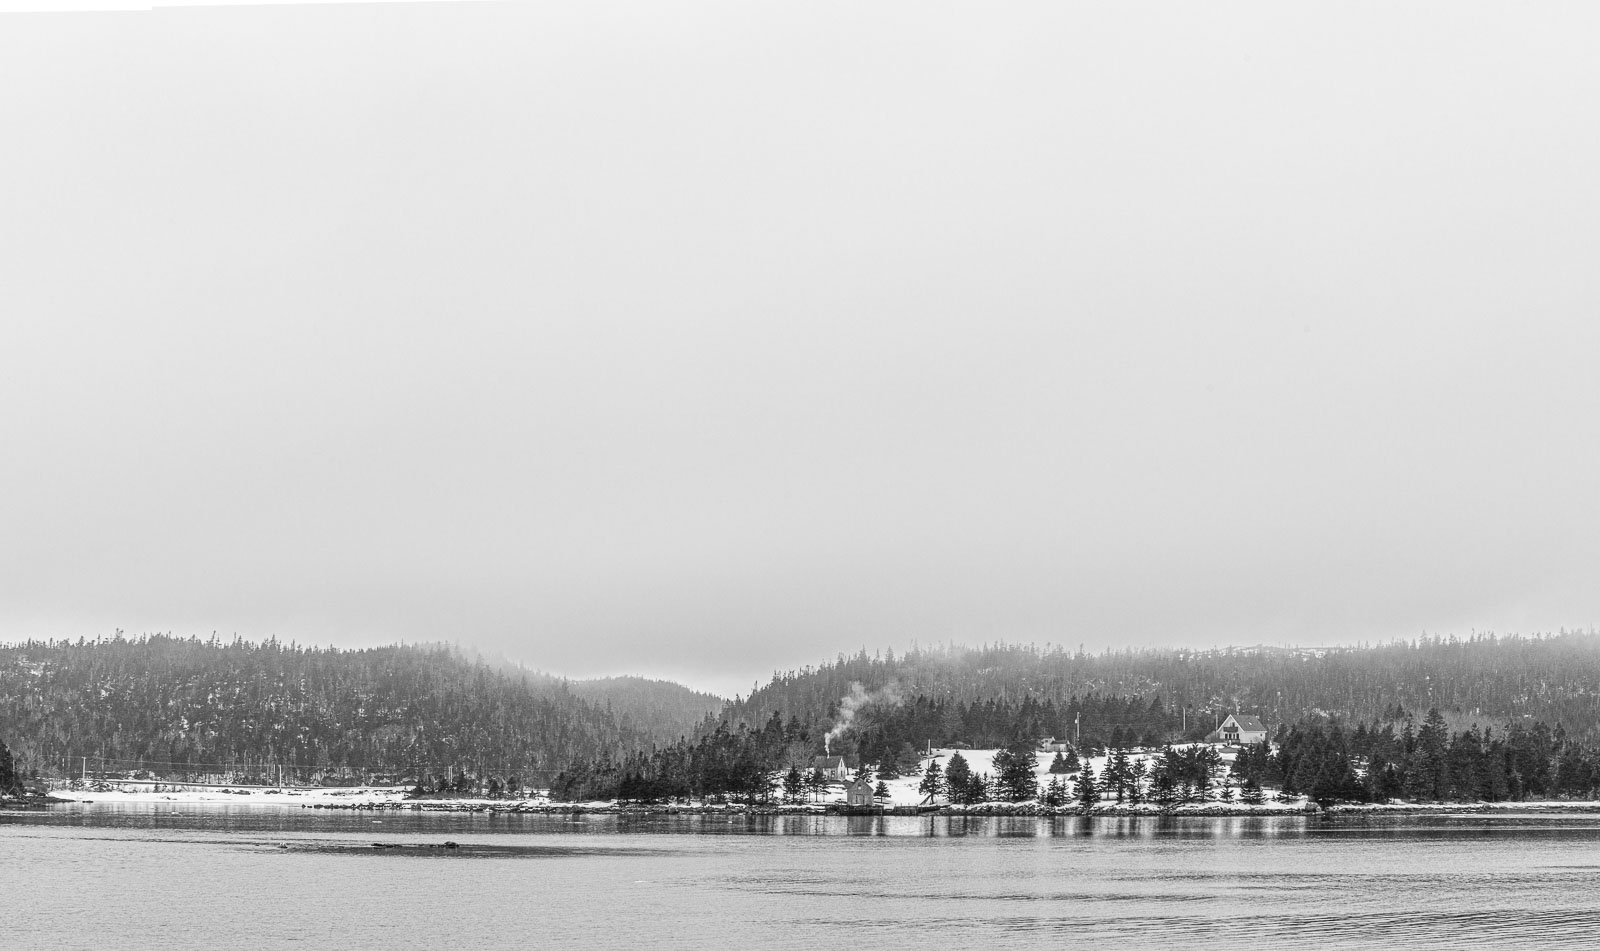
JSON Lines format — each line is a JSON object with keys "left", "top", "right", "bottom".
{"left": 1215, "top": 714, "right": 1268, "bottom": 745}
{"left": 811, "top": 756, "right": 848, "bottom": 781}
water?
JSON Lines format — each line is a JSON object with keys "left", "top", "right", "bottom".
{"left": 6, "top": 806, "right": 1600, "bottom": 949}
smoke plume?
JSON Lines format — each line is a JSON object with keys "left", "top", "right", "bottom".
{"left": 824, "top": 681, "right": 903, "bottom": 755}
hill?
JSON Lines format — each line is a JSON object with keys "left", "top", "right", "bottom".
{"left": 547, "top": 633, "right": 1600, "bottom": 804}
{"left": 717, "top": 633, "right": 1600, "bottom": 760}
{"left": 0, "top": 634, "right": 694, "bottom": 784}
{"left": 566, "top": 676, "right": 723, "bottom": 740}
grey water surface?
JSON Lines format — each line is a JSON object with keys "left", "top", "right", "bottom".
{"left": 5, "top": 806, "right": 1600, "bottom": 949}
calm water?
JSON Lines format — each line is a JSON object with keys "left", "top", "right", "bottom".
{"left": 6, "top": 806, "right": 1600, "bottom": 949}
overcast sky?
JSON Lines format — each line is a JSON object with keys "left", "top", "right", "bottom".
{"left": 3, "top": 1, "right": 1598, "bottom": 697}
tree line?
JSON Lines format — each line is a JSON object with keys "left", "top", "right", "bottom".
{"left": 0, "top": 634, "right": 714, "bottom": 783}
{"left": 1233, "top": 709, "right": 1600, "bottom": 805}
{"left": 722, "top": 633, "right": 1600, "bottom": 743}
{"left": 550, "top": 706, "right": 1600, "bottom": 809}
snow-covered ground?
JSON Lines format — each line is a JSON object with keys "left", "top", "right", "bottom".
{"left": 55, "top": 748, "right": 1600, "bottom": 813}
{"left": 58, "top": 783, "right": 429, "bottom": 807}
{"left": 862, "top": 746, "right": 1240, "bottom": 808}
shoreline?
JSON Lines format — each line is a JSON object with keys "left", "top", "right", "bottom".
{"left": 39, "top": 792, "right": 1600, "bottom": 819}
{"left": 40, "top": 780, "right": 1600, "bottom": 819}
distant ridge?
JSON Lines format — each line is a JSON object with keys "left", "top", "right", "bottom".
{"left": 566, "top": 676, "right": 724, "bottom": 741}
{"left": 0, "top": 634, "right": 712, "bottom": 780}
{"left": 721, "top": 632, "right": 1600, "bottom": 742}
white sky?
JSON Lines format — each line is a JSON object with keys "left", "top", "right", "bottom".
{"left": 4, "top": 2, "right": 1599, "bottom": 697}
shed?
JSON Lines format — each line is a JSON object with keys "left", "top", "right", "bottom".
{"left": 845, "top": 774, "right": 876, "bottom": 807}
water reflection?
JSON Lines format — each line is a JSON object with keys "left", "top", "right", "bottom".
{"left": 20, "top": 804, "right": 1600, "bottom": 847}
{"left": 12, "top": 806, "right": 1600, "bottom": 951}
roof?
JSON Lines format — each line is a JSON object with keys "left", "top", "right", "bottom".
{"left": 847, "top": 774, "right": 874, "bottom": 789}
{"left": 812, "top": 756, "right": 846, "bottom": 768}
{"left": 1227, "top": 715, "right": 1267, "bottom": 732}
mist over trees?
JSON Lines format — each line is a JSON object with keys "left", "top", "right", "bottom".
{"left": 564, "top": 677, "right": 723, "bottom": 733}
{"left": 9, "top": 630, "right": 1600, "bottom": 805}
{"left": 540, "top": 632, "right": 1600, "bottom": 806}
{"left": 721, "top": 633, "right": 1600, "bottom": 745}
{"left": 0, "top": 634, "right": 716, "bottom": 782}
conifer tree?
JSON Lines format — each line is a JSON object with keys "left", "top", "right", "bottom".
{"left": 1076, "top": 763, "right": 1100, "bottom": 810}
{"left": 1150, "top": 769, "right": 1177, "bottom": 807}
{"left": 0, "top": 736, "right": 18, "bottom": 795}
{"left": 992, "top": 738, "right": 1040, "bottom": 802}
{"left": 1240, "top": 776, "right": 1264, "bottom": 805}
{"left": 1126, "top": 759, "right": 1147, "bottom": 804}
{"left": 918, "top": 758, "right": 945, "bottom": 802}
{"left": 945, "top": 752, "right": 975, "bottom": 805}
{"left": 806, "top": 768, "right": 826, "bottom": 802}
{"left": 783, "top": 766, "right": 804, "bottom": 803}
{"left": 1103, "top": 748, "right": 1132, "bottom": 802}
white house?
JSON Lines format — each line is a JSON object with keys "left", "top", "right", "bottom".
{"left": 811, "top": 756, "right": 848, "bottom": 781}
{"left": 1215, "top": 714, "right": 1268, "bottom": 745}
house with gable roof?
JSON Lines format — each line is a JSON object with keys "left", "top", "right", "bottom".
{"left": 1210, "top": 714, "right": 1268, "bottom": 746}
{"left": 811, "top": 756, "right": 848, "bottom": 781}
{"left": 845, "top": 773, "right": 876, "bottom": 807}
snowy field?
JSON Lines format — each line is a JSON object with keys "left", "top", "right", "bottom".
{"left": 48, "top": 748, "right": 1600, "bottom": 814}
{"left": 60, "top": 783, "right": 423, "bottom": 807}
{"left": 868, "top": 746, "right": 1230, "bottom": 808}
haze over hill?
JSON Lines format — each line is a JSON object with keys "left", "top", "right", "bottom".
{"left": 4, "top": 3, "right": 1600, "bottom": 692}
{"left": 7, "top": 631, "right": 1600, "bottom": 787}
{"left": 0, "top": 635, "right": 722, "bottom": 783}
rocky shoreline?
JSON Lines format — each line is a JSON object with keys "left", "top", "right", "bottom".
{"left": 0, "top": 792, "right": 75, "bottom": 809}
{"left": 293, "top": 797, "right": 1600, "bottom": 818}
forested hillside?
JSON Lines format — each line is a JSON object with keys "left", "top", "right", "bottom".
{"left": 567, "top": 676, "right": 723, "bottom": 732}
{"left": 0, "top": 635, "right": 706, "bottom": 782}
{"left": 718, "top": 633, "right": 1600, "bottom": 758}
{"left": 548, "top": 633, "right": 1600, "bottom": 805}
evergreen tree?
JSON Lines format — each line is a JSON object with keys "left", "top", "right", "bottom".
{"left": 1126, "top": 760, "right": 1147, "bottom": 805}
{"left": 806, "top": 768, "right": 826, "bottom": 802}
{"left": 1407, "top": 708, "right": 1451, "bottom": 801}
{"left": 1102, "top": 748, "right": 1132, "bottom": 803}
{"left": 918, "top": 758, "right": 945, "bottom": 802}
{"left": 1048, "top": 751, "right": 1070, "bottom": 774}
{"left": 1240, "top": 776, "right": 1264, "bottom": 805}
{"left": 0, "top": 736, "right": 18, "bottom": 795}
{"left": 873, "top": 779, "right": 890, "bottom": 804}
{"left": 992, "top": 738, "right": 1040, "bottom": 802}
{"left": 945, "top": 752, "right": 975, "bottom": 805}
{"left": 1061, "top": 747, "right": 1082, "bottom": 774}
{"left": 963, "top": 772, "right": 993, "bottom": 804}
{"left": 1149, "top": 769, "right": 1177, "bottom": 808}
{"left": 1076, "top": 763, "right": 1100, "bottom": 810}
{"left": 782, "top": 766, "right": 804, "bottom": 804}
